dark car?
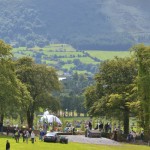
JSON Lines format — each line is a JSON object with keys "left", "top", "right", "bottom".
{"left": 44, "top": 132, "right": 68, "bottom": 144}
{"left": 44, "top": 132, "right": 58, "bottom": 142}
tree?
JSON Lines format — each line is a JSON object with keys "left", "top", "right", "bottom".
{"left": 132, "top": 44, "right": 150, "bottom": 138}
{"left": 85, "top": 57, "right": 137, "bottom": 134}
{"left": 15, "top": 57, "right": 61, "bottom": 128}
{"left": 59, "top": 73, "right": 93, "bottom": 116}
{"left": 0, "top": 40, "right": 30, "bottom": 126}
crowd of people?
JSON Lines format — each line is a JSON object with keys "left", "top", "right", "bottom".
{"left": 13, "top": 127, "right": 35, "bottom": 144}
{"left": 85, "top": 121, "right": 145, "bottom": 143}
{"left": 5, "top": 127, "right": 36, "bottom": 150}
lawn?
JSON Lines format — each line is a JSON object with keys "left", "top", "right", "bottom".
{"left": 0, "top": 135, "right": 149, "bottom": 150}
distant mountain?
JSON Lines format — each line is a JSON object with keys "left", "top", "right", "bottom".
{"left": 0, "top": 0, "right": 150, "bottom": 50}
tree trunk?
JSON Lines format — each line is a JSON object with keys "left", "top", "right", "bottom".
{"left": 144, "top": 104, "right": 150, "bottom": 139}
{"left": 72, "top": 110, "right": 74, "bottom": 117}
{"left": 0, "top": 114, "right": 4, "bottom": 132}
{"left": 123, "top": 108, "right": 129, "bottom": 135}
{"left": 27, "top": 109, "right": 34, "bottom": 128}
{"left": 20, "top": 115, "right": 24, "bottom": 126}
{"left": 0, "top": 114, "right": 4, "bottom": 124}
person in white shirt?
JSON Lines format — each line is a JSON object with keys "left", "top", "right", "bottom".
{"left": 31, "top": 131, "right": 35, "bottom": 144}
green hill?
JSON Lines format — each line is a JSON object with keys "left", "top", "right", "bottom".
{"left": 12, "top": 44, "right": 131, "bottom": 75}
{"left": 0, "top": 0, "right": 150, "bottom": 50}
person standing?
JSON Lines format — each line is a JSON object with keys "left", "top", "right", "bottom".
{"left": 25, "top": 130, "right": 29, "bottom": 144}
{"left": 88, "top": 121, "right": 92, "bottom": 130}
{"left": 132, "top": 130, "right": 136, "bottom": 143}
{"left": 31, "top": 131, "right": 35, "bottom": 144}
{"left": 114, "top": 129, "right": 118, "bottom": 141}
{"left": 140, "top": 130, "right": 144, "bottom": 142}
{"left": 6, "top": 126, "right": 10, "bottom": 136}
{"left": 15, "top": 129, "right": 20, "bottom": 143}
{"left": 6, "top": 140, "right": 10, "bottom": 150}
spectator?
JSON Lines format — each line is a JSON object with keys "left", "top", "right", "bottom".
{"left": 72, "top": 127, "right": 75, "bottom": 135}
{"left": 22, "top": 130, "right": 26, "bottom": 142}
{"left": 88, "top": 121, "right": 92, "bottom": 130}
{"left": 132, "top": 130, "right": 136, "bottom": 143}
{"left": 105, "top": 123, "right": 109, "bottom": 133}
{"left": 6, "top": 126, "right": 10, "bottom": 136}
{"left": 31, "top": 131, "right": 35, "bottom": 144}
{"left": 140, "top": 130, "right": 144, "bottom": 142}
{"left": 15, "top": 129, "right": 20, "bottom": 143}
{"left": 25, "top": 130, "right": 29, "bottom": 144}
{"left": 39, "top": 129, "right": 45, "bottom": 141}
{"left": 99, "top": 122, "right": 103, "bottom": 131}
{"left": 6, "top": 140, "right": 10, "bottom": 150}
{"left": 127, "top": 132, "right": 132, "bottom": 142}
{"left": 113, "top": 129, "right": 118, "bottom": 141}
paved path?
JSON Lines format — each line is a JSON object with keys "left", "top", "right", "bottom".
{"left": 65, "top": 135, "right": 121, "bottom": 145}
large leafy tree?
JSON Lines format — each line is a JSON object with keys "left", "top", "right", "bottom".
{"left": 132, "top": 44, "right": 150, "bottom": 138}
{"left": 15, "top": 57, "right": 61, "bottom": 128}
{"left": 85, "top": 57, "right": 137, "bottom": 134}
{"left": 0, "top": 40, "right": 31, "bottom": 125}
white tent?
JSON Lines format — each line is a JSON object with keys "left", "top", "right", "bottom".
{"left": 40, "top": 111, "right": 62, "bottom": 124}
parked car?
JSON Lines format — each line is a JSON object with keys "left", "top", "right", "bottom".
{"left": 59, "top": 136, "right": 68, "bottom": 144}
{"left": 44, "top": 132, "right": 68, "bottom": 144}
{"left": 44, "top": 132, "right": 58, "bottom": 142}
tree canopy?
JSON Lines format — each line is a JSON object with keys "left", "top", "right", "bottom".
{"left": 84, "top": 57, "right": 137, "bottom": 134}
{"left": 0, "top": 40, "right": 31, "bottom": 124}
{"left": 132, "top": 44, "right": 150, "bottom": 138}
{"left": 15, "top": 57, "right": 61, "bottom": 127}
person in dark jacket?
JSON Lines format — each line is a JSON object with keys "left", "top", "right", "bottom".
{"left": 6, "top": 140, "right": 10, "bottom": 150}
{"left": 88, "top": 121, "right": 92, "bottom": 130}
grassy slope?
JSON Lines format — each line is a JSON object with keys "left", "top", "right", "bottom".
{"left": 86, "top": 50, "right": 131, "bottom": 61}
{"left": 0, "top": 136, "right": 149, "bottom": 150}
{"left": 12, "top": 44, "right": 131, "bottom": 74}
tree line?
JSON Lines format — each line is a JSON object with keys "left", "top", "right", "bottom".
{"left": 0, "top": 40, "right": 93, "bottom": 128}
{"left": 84, "top": 44, "right": 150, "bottom": 139}
{"left": 0, "top": 40, "right": 150, "bottom": 140}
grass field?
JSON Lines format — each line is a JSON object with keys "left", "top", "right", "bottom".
{"left": 12, "top": 44, "right": 133, "bottom": 75}
{"left": 0, "top": 135, "right": 149, "bottom": 150}
{"left": 62, "top": 64, "right": 75, "bottom": 69}
{"left": 86, "top": 50, "right": 131, "bottom": 60}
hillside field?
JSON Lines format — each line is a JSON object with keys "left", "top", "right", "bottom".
{"left": 12, "top": 44, "right": 131, "bottom": 75}
{"left": 86, "top": 50, "right": 131, "bottom": 61}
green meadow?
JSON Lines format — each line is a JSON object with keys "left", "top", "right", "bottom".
{"left": 86, "top": 50, "right": 131, "bottom": 61}
{"left": 12, "top": 44, "right": 132, "bottom": 75}
{"left": 0, "top": 135, "right": 149, "bottom": 150}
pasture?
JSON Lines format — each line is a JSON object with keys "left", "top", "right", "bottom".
{"left": 86, "top": 50, "right": 131, "bottom": 60}
{"left": 12, "top": 44, "right": 132, "bottom": 75}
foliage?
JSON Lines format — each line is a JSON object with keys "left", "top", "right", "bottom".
{"left": 15, "top": 56, "right": 61, "bottom": 128}
{"left": 84, "top": 57, "right": 137, "bottom": 134}
{"left": 12, "top": 44, "right": 133, "bottom": 76}
{"left": 59, "top": 73, "right": 94, "bottom": 116}
{"left": 0, "top": 0, "right": 150, "bottom": 50}
{"left": 0, "top": 40, "right": 31, "bottom": 124}
{"left": 132, "top": 44, "right": 150, "bottom": 138}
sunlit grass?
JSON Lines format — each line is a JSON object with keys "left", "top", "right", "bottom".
{"left": 0, "top": 135, "right": 149, "bottom": 150}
